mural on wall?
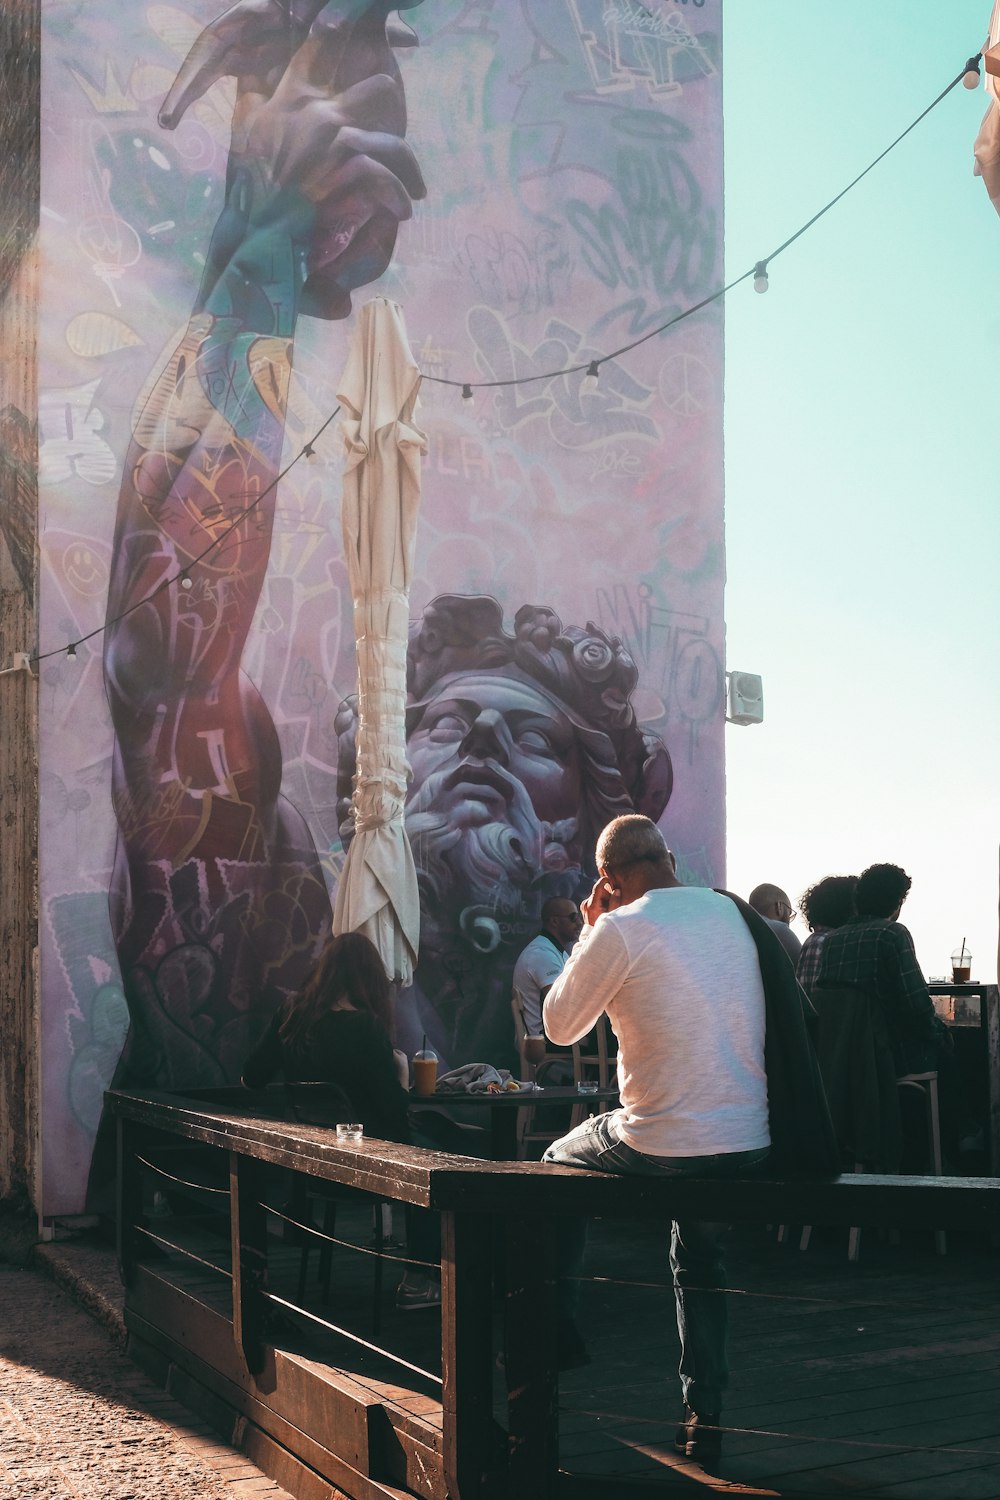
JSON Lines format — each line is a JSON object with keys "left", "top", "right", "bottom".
{"left": 39, "top": 0, "right": 724, "bottom": 1213}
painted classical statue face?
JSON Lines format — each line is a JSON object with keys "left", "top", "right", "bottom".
{"left": 406, "top": 673, "right": 583, "bottom": 834}
{"left": 335, "top": 594, "right": 674, "bottom": 1064}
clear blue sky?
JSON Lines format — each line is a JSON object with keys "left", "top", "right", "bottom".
{"left": 722, "top": 1, "right": 998, "bottom": 979}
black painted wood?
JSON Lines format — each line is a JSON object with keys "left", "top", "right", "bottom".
{"left": 441, "top": 1210, "right": 498, "bottom": 1499}
{"left": 109, "top": 1087, "right": 1000, "bottom": 1499}
{"left": 115, "top": 1114, "right": 143, "bottom": 1288}
{"left": 503, "top": 1213, "right": 559, "bottom": 1498}
{"left": 230, "top": 1152, "right": 268, "bottom": 1376}
{"left": 108, "top": 1090, "right": 1000, "bottom": 1231}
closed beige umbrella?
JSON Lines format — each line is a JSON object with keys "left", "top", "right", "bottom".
{"left": 332, "top": 297, "right": 425, "bottom": 983}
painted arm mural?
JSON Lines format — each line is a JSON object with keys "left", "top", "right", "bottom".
{"left": 100, "top": 1, "right": 426, "bottom": 1099}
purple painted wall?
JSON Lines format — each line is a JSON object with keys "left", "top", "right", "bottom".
{"left": 37, "top": 0, "right": 724, "bottom": 1214}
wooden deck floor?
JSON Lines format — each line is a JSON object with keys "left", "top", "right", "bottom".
{"left": 555, "top": 1220, "right": 1000, "bottom": 1496}
{"left": 147, "top": 1200, "right": 1000, "bottom": 1498}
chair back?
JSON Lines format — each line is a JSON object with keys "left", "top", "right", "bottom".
{"left": 572, "top": 1013, "right": 617, "bottom": 1088}
{"left": 813, "top": 986, "right": 902, "bottom": 1172}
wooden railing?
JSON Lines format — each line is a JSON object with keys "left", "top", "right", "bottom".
{"left": 108, "top": 1086, "right": 1000, "bottom": 1500}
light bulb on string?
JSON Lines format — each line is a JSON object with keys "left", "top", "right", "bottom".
{"left": 582, "top": 360, "right": 600, "bottom": 392}
{"left": 302, "top": 442, "right": 317, "bottom": 462}
{"left": 461, "top": 384, "right": 475, "bottom": 406}
{"left": 180, "top": 571, "right": 193, "bottom": 591}
{"left": 66, "top": 643, "right": 78, "bottom": 663}
{"left": 753, "top": 261, "right": 769, "bottom": 294}
{"left": 963, "top": 56, "right": 982, "bottom": 89}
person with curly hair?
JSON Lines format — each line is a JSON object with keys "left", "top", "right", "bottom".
{"left": 795, "top": 875, "right": 857, "bottom": 996}
{"left": 816, "top": 863, "right": 977, "bottom": 1156}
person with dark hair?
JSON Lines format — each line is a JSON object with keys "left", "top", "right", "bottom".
{"left": 242, "top": 931, "right": 410, "bottom": 1141}
{"left": 748, "top": 883, "right": 802, "bottom": 962}
{"left": 854, "top": 863, "right": 913, "bottom": 919}
{"left": 796, "top": 875, "right": 857, "bottom": 997}
{"left": 815, "top": 863, "right": 975, "bottom": 1154}
{"left": 242, "top": 930, "right": 442, "bottom": 1309}
{"left": 512, "top": 896, "right": 584, "bottom": 1038}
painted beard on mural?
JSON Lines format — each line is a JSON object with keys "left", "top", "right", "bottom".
{"left": 337, "top": 595, "right": 673, "bottom": 1065}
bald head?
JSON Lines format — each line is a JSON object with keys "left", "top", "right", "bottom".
{"left": 595, "top": 814, "right": 678, "bottom": 904}
{"left": 749, "top": 884, "right": 794, "bottom": 924}
{"left": 541, "top": 896, "right": 583, "bottom": 950}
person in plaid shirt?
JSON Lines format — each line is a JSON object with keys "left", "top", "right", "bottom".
{"left": 795, "top": 874, "right": 857, "bottom": 997}
{"left": 814, "top": 863, "right": 980, "bottom": 1156}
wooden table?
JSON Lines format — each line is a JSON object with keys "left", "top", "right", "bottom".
{"left": 928, "top": 981, "right": 1000, "bottom": 1170}
{"left": 411, "top": 1084, "right": 619, "bottom": 1160}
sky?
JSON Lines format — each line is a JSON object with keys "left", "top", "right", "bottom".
{"left": 721, "top": 1, "right": 999, "bottom": 981}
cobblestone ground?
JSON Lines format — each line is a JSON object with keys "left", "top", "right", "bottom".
{"left": 0, "top": 1266, "right": 291, "bottom": 1500}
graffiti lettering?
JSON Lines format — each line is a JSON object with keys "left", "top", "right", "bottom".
{"left": 566, "top": 143, "right": 717, "bottom": 305}
{"left": 467, "top": 307, "right": 658, "bottom": 448}
{"left": 459, "top": 227, "right": 571, "bottom": 316}
{"left": 588, "top": 445, "right": 641, "bottom": 479}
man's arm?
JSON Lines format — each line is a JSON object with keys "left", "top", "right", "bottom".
{"left": 543, "top": 920, "right": 628, "bottom": 1046}
{"left": 884, "top": 926, "right": 942, "bottom": 1043}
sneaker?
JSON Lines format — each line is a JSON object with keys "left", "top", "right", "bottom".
{"left": 673, "top": 1404, "right": 723, "bottom": 1468}
{"left": 395, "top": 1277, "right": 442, "bottom": 1311}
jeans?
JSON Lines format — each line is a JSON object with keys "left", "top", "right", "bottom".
{"left": 543, "top": 1110, "right": 769, "bottom": 1415}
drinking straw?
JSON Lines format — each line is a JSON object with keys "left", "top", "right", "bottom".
{"left": 421, "top": 1033, "right": 427, "bottom": 1055}
{"left": 961, "top": 938, "right": 967, "bottom": 962}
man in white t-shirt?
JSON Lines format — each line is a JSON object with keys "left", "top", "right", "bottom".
{"left": 543, "top": 814, "right": 771, "bottom": 1471}
{"left": 512, "top": 897, "right": 583, "bottom": 1037}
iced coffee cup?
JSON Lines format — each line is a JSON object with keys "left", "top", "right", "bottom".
{"left": 951, "top": 947, "right": 972, "bottom": 984}
{"left": 413, "top": 1049, "right": 438, "bottom": 1096}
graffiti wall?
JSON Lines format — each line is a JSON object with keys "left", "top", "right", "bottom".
{"left": 38, "top": 0, "right": 724, "bottom": 1214}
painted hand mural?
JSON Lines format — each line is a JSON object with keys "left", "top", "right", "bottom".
{"left": 100, "top": 2, "right": 426, "bottom": 1121}
{"left": 337, "top": 595, "right": 673, "bottom": 1065}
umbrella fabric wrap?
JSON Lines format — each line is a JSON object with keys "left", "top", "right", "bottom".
{"left": 333, "top": 298, "right": 426, "bottom": 985}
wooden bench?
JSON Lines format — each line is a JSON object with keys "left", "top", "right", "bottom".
{"left": 108, "top": 1087, "right": 1000, "bottom": 1500}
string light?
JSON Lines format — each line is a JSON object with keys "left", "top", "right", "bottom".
{"left": 26, "top": 51, "right": 980, "bottom": 671}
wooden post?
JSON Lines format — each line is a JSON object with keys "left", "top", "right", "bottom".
{"left": 230, "top": 1152, "right": 269, "bottom": 1377}
{"left": 503, "top": 1213, "right": 558, "bottom": 1498}
{"left": 0, "top": 0, "right": 41, "bottom": 1216}
{"left": 987, "top": 987, "right": 1000, "bottom": 1178}
{"left": 441, "top": 1210, "right": 496, "bottom": 1499}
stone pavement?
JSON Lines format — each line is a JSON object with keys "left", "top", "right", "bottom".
{"left": 0, "top": 1258, "right": 293, "bottom": 1500}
